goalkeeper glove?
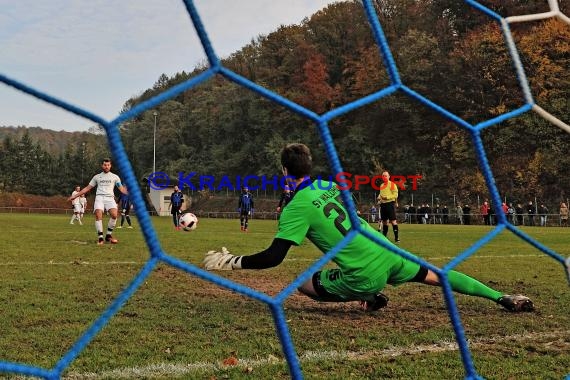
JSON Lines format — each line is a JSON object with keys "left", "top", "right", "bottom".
{"left": 203, "top": 247, "right": 243, "bottom": 270}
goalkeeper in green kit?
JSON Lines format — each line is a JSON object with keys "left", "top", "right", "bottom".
{"left": 204, "top": 143, "right": 534, "bottom": 313}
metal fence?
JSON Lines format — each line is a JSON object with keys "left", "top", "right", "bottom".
{"left": 363, "top": 212, "right": 569, "bottom": 227}
{"left": 1, "top": 207, "right": 568, "bottom": 227}
{"left": 0, "top": 207, "right": 75, "bottom": 215}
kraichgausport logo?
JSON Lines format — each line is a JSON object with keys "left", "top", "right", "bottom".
{"left": 147, "top": 172, "right": 422, "bottom": 192}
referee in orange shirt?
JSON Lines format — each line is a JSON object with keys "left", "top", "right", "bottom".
{"left": 377, "top": 171, "right": 400, "bottom": 243}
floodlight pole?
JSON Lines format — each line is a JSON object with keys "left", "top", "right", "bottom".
{"left": 81, "top": 142, "right": 86, "bottom": 183}
{"left": 153, "top": 111, "right": 158, "bottom": 174}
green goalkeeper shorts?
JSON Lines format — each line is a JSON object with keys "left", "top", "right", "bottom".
{"left": 317, "top": 256, "right": 421, "bottom": 302}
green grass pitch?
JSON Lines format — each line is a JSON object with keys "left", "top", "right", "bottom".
{"left": 0, "top": 213, "right": 569, "bottom": 379}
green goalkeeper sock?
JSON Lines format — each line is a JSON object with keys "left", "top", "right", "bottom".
{"left": 447, "top": 270, "right": 502, "bottom": 302}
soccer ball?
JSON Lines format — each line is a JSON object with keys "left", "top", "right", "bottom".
{"left": 179, "top": 213, "right": 198, "bottom": 231}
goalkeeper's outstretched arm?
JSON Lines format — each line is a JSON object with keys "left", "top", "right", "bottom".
{"left": 203, "top": 238, "right": 293, "bottom": 270}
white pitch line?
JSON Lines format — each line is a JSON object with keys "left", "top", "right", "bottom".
{"left": 61, "top": 330, "right": 570, "bottom": 379}
{"left": 285, "top": 254, "right": 547, "bottom": 262}
{"left": 0, "top": 254, "right": 548, "bottom": 267}
{"left": 0, "top": 261, "right": 141, "bottom": 266}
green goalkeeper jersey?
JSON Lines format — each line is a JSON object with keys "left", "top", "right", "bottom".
{"left": 276, "top": 179, "right": 403, "bottom": 281}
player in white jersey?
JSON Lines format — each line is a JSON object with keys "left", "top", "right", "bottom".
{"left": 68, "top": 158, "right": 128, "bottom": 245}
{"left": 79, "top": 194, "right": 87, "bottom": 222}
{"left": 69, "top": 186, "right": 83, "bottom": 225}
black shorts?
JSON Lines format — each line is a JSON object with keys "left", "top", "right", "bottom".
{"left": 171, "top": 206, "right": 181, "bottom": 215}
{"left": 380, "top": 202, "right": 397, "bottom": 221}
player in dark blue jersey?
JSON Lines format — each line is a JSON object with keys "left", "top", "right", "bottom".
{"left": 277, "top": 185, "right": 293, "bottom": 215}
{"left": 169, "top": 186, "right": 184, "bottom": 230}
{"left": 118, "top": 190, "right": 133, "bottom": 228}
{"left": 238, "top": 186, "right": 254, "bottom": 232}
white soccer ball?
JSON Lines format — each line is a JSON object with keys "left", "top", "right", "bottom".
{"left": 179, "top": 213, "right": 198, "bottom": 231}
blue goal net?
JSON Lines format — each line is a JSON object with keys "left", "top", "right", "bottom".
{"left": 1, "top": 1, "right": 569, "bottom": 379}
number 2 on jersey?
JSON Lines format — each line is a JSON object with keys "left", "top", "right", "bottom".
{"left": 323, "top": 194, "right": 350, "bottom": 236}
